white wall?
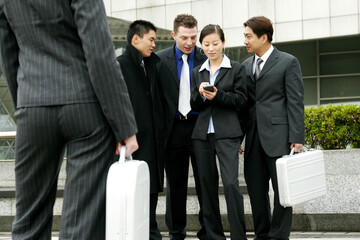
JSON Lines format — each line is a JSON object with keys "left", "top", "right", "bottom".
{"left": 105, "top": 0, "right": 360, "bottom": 47}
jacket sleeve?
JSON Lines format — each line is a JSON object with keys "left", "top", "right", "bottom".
{"left": 212, "top": 64, "right": 247, "bottom": 111}
{"left": 70, "top": 0, "right": 137, "bottom": 140}
{"left": 285, "top": 56, "right": 305, "bottom": 144}
{"left": 0, "top": 9, "right": 19, "bottom": 109}
{"left": 190, "top": 69, "right": 211, "bottom": 112}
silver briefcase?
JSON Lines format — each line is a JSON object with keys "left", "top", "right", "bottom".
{"left": 276, "top": 148, "right": 327, "bottom": 207}
{"left": 106, "top": 146, "right": 150, "bottom": 240}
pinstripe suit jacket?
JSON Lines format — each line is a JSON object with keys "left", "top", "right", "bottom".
{"left": 0, "top": 0, "right": 137, "bottom": 140}
{"left": 242, "top": 47, "right": 305, "bottom": 157}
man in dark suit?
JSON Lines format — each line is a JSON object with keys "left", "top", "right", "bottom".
{"left": 117, "top": 20, "right": 164, "bottom": 240}
{"left": 157, "top": 14, "right": 207, "bottom": 240}
{"left": 0, "top": 0, "right": 138, "bottom": 239}
{"left": 242, "top": 16, "right": 305, "bottom": 240}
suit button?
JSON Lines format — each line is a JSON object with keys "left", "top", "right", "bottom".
{"left": 145, "top": 91, "right": 150, "bottom": 96}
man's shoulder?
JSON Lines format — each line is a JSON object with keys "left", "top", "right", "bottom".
{"left": 116, "top": 51, "right": 136, "bottom": 72}
{"left": 230, "top": 60, "right": 241, "bottom": 66}
{"left": 116, "top": 54, "right": 131, "bottom": 68}
{"left": 242, "top": 55, "right": 254, "bottom": 65}
{"left": 274, "top": 48, "right": 297, "bottom": 60}
{"left": 116, "top": 54, "right": 125, "bottom": 65}
{"left": 193, "top": 64, "right": 202, "bottom": 72}
{"left": 194, "top": 46, "right": 206, "bottom": 60}
{"left": 156, "top": 47, "right": 174, "bottom": 60}
{"left": 116, "top": 48, "right": 130, "bottom": 61}
{"left": 229, "top": 60, "right": 246, "bottom": 71}
{"left": 281, "top": 52, "right": 297, "bottom": 61}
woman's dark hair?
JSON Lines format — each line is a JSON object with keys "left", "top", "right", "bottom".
{"left": 243, "top": 16, "right": 273, "bottom": 42}
{"left": 199, "top": 24, "right": 225, "bottom": 44}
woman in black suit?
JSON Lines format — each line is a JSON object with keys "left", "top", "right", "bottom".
{"left": 190, "top": 24, "right": 247, "bottom": 240}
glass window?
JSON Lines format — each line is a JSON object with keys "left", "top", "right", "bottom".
{"left": 0, "top": 75, "right": 15, "bottom": 117}
{"left": 320, "top": 53, "right": 360, "bottom": 75}
{"left": 275, "top": 41, "right": 317, "bottom": 77}
{"left": 320, "top": 98, "right": 360, "bottom": 105}
{"left": 320, "top": 76, "right": 360, "bottom": 98}
{"left": 303, "top": 78, "right": 318, "bottom": 106}
{"left": 225, "top": 47, "right": 252, "bottom": 63}
{"left": 319, "top": 35, "right": 360, "bottom": 53}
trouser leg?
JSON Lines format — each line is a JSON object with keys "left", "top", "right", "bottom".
{"left": 193, "top": 135, "right": 226, "bottom": 240}
{"left": 165, "top": 120, "right": 194, "bottom": 240}
{"left": 150, "top": 193, "right": 162, "bottom": 240}
{"left": 59, "top": 103, "right": 116, "bottom": 240}
{"left": 216, "top": 138, "right": 247, "bottom": 240}
{"left": 267, "top": 158, "right": 292, "bottom": 240}
{"left": 244, "top": 126, "right": 271, "bottom": 240}
{"left": 12, "top": 107, "right": 65, "bottom": 240}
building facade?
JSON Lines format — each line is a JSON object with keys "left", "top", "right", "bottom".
{"left": 104, "top": 0, "right": 360, "bottom": 106}
{"left": 0, "top": 0, "right": 359, "bottom": 159}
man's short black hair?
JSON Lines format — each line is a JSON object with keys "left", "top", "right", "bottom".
{"left": 127, "top": 20, "right": 157, "bottom": 43}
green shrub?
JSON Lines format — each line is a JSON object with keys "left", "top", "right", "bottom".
{"left": 304, "top": 104, "right": 360, "bottom": 149}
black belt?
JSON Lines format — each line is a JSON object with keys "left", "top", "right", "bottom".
{"left": 175, "top": 114, "right": 198, "bottom": 121}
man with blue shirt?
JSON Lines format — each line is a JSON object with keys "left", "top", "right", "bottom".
{"left": 157, "top": 14, "right": 207, "bottom": 240}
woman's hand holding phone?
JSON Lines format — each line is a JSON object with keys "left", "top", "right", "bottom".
{"left": 203, "top": 85, "right": 214, "bottom": 92}
{"left": 199, "top": 82, "right": 217, "bottom": 100}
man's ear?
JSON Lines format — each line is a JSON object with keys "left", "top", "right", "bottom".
{"left": 131, "top": 34, "right": 140, "bottom": 45}
{"left": 171, "top": 31, "right": 176, "bottom": 40}
{"left": 261, "top": 34, "right": 268, "bottom": 43}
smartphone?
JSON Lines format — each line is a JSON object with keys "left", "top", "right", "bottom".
{"left": 203, "top": 85, "right": 215, "bottom": 92}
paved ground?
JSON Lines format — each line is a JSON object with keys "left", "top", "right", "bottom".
{"left": 1, "top": 232, "right": 360, "bottom": 239}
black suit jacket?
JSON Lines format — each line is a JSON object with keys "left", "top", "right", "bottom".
{"left": 117, "top": 44, "right": 164, "bottom": 192}
{"left": 190, "top": 60, "right": 247, "bottom": 140}
{"left": 0, "top": 0, "right": 137, "bottom": 141}
{"left": 157, "top": 45, "right": 206, "bottom": 142}
{"left": 242, "top": 47, "right": 305, "bottom": 157}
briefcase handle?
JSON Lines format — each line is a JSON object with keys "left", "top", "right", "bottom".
{"left": 118, "top": 145, "right": 133, "bottom": 163}
{"left": 289, "top": 146, "right": 314, "bottom": 156}
{"left": 289, "top": 147, "right": 296, "bottom": 156}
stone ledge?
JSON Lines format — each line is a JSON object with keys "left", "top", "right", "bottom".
{"left": 2, "top": 149, "right": 359, "bottom": 233}
{"left": 1, "top": 214, "right": 359, "bottom": 232}
{"left": 0, "top": 188, "right": 64, "bottom": 198}
{"left": 0, "top": 185, "right": 248, "bottom": 198}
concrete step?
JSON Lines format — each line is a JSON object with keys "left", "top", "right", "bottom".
{"left": 1, "top": 159, "right": 360, "bottom": 233}
{"left": 1, "top": 231, "right": 360, "bottom": 240}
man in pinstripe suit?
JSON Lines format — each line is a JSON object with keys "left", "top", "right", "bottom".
{"left": 0, "top": 0, "right": 138, "bottom": 239}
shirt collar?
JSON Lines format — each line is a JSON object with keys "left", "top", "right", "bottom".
{"left": 255, "top": 45, "right": 274, "bottom": 64}
{"left": 175, "top": 45, "right": 195, "bottom": 61}
{"left": 199, "top": 54, "right": 231, "bottom": 72}
{"left": 126, "top": 43, "right": 160, "bottom": 65}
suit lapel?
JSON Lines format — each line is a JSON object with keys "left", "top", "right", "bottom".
{"left": 165, "top": 48, "right": 179, "bottom": 86}
{"left": 246, "top": 56, "right": 255, "bottom": 82}
{"left": 257, "top": 48, "right": 279, "bottom": 81}
{"left": 165, "top": 46, "right": 206, "bottom": 87}
{"left": 214, "top": 68, "right": 228, "bottom": 85}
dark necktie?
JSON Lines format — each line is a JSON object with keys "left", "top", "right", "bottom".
{"left": 254, "top": 58, "right": 263, "bottom": 80}
{"left": 140, "top": 60, "right": 147, "bottom": 77}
